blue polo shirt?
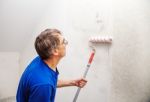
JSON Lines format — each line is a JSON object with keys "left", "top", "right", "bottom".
{"left": 16, "top": 56, "right": 59, "bottom": 102}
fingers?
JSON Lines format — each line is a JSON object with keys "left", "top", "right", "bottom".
{"left": 77, "top": 78, "right": 87, "bottom": 88}
{"left": 80, "top": 78, "right": 87, "bottom": 83}
{"left": 78, "top": 82, "right": 86, "bottom": 88}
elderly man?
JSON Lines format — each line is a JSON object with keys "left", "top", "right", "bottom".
{"left": 16, "top": 29, "right": 87, "bottom": 102}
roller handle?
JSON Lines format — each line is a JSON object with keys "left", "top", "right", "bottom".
{"left": 73, "top": 49, "right": 95, "bottom": 102}
{"left": 88, "top": 51, "right": 95, "bottom": 64}
{"left": 73, "top": 88, "right": 81, "bottom": 102}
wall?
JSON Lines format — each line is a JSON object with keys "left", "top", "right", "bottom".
{"left": 111, "top": 0, "right": 150, "bottom": 102}
{"left": 19, "top": 0, "right": 150, "bottom": 102}
{"left": 0, "top": 52, "right": 19, "bottom": 100}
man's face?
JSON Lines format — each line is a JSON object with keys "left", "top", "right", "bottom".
{"left": 55, "top": 33, "right": 68, "bottom": 58}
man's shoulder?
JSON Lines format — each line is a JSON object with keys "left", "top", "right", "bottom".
{"left": 23, "top": 56, "right": 42, "bottom": 74}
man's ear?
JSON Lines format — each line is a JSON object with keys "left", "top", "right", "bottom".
{"left": 52, "top": 49, "right": 59, "bottom": 56}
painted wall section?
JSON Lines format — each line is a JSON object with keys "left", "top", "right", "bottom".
{"left": 111, "top": 0, "right": 150, "bottom": 102}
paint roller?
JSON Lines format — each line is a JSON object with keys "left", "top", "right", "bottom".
{"left": 73, "top": 36, "right": 112, "bottom": 102}
{"left": 89, "top": 36, "right": 112, "bottom": 43}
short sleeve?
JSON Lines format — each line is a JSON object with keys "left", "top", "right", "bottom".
{"left": 29, "top": 84, "right": 53, "bottom": 102}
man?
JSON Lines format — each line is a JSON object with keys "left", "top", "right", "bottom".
{"left": 16, "top": 29, "right": 87, "bottom": 102}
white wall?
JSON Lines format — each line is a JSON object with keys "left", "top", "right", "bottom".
{"left": 19, "top": 0, "right": 150, "bottom": 102}
{"left": 0, "top": 0, "right": 51, "bottom": 52}
{"left": 0, "top": 52, "right": 19, "bottom": 99}
{"left": 111, "top": 0, "right": 150, "bottom": 102}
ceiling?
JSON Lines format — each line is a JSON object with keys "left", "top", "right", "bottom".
{"left": 0, "top": 0, "right": 50, "bottom": 52}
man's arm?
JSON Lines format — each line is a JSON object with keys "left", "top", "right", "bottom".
{"left": 57, "top": 78, "right": 87, "bottom": 88}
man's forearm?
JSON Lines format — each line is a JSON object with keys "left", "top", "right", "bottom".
{"left": 57, "top": 80, "right": 76, "bottom": 88}
{"left": 57, "top": 78, "right": 87, "bottom": 88}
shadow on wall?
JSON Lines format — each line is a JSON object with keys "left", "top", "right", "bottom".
{"left": 0, "top": 96, "right": 15, "bottom": 102}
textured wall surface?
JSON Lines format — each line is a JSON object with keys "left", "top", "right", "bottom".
{"left": 18, "top": 0, "right": 150, "bottom": 102}
{"left": 111, "top": 0, "right": 150, "bottom": 102}
{"left": 0, "top": 52, "right": 19, "bottom": 100}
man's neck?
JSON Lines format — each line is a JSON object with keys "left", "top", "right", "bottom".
{"left": 44, "top": 57, "right": 60, "bottom": 72}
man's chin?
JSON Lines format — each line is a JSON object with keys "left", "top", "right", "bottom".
{"left": 60, "top": 54, "right": 66, "bottom": 58}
